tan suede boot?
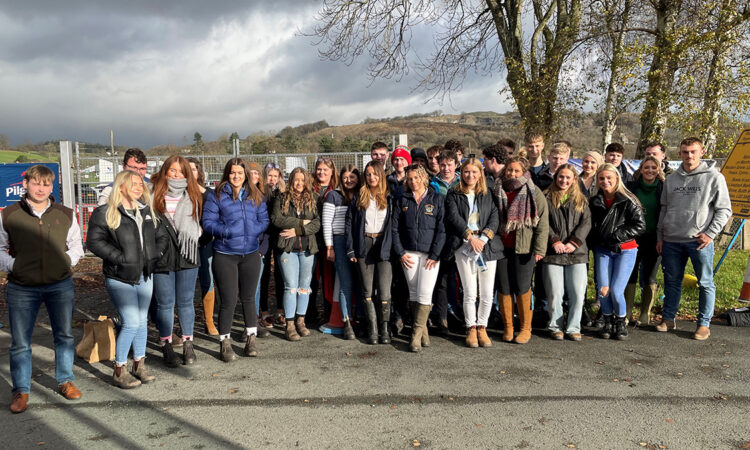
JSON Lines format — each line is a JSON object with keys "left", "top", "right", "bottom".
{"left": 476, "top": 325, "right": 492, "bottom": 347}
{"left": 202, "top": 290, "right": 218, "bottom": 335}
{"left": 500, "top": 294, "right": 514, "bottom": 342}
{"left": 465, "top": 326, "right": 479, "bottom": 348}
{"left": 637, "top": 284, "right": 658, "bottom": 326}
{"left": 514, "top": 290, "right": 533, "bottom": 344}
{"left": 410, "top": 304, "right": 431, "bottom": 352}
{"left": 624, "top": 283, "right": 637, "bottom": 325}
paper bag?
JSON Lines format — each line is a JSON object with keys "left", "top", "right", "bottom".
{"left": 75, "top": 315, "right": 116, "bottom": 363}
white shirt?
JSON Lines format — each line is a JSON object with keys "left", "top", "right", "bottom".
{"left": 0, "top": 199, "right": 84, "bottom": 274}
{"left": 364, "top": 196, "right": 387, "bottom": 234}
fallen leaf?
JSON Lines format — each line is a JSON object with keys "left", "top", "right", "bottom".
{"left": 301, "top": 379, "right": 309, "bottom": 383}
{"left": 475, "top": 423, "right": 483, "bottom": 427}
{"left": 499, "top": 370, "right": 506, "bottom": 374}
{"left": 639, "top": 443, "right": 648, "bottom": 447}
{"left": 722, "top": 364, "right": 730, "bottom": 368}
{"left": 412, "top": 439, "right": 421, "bottom": 447}
{"left": 737, "top": 441, "right": 750, "bottom": 448}
{"left": 228, "top": 388, "right": 238, "bottom": 394}
{"left": 391, "top": 406, "right": 398, "bottom": 410}
{"left": 665, "top": 418, "right": 674, "bottom": 423}
{"left": 565, "top": 444, "right": 576, "bottom": 448}
{"left": 304, "top": 399, "right": 310, "bottom": 403}
{"left": 613, "top": 378, "right": 619, "bottom": 382}
{"left": 345, "top": 352, "right": 353, "bottom": 357}
{"left": 211, "top": 373, "right": 218, "bottom": 377}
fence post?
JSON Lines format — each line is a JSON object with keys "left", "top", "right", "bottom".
{"left": 58, "top": 141, "right": 74, "bottom": 208}
{"left": 74, "top": 142, "right": 86, "bottom": 249}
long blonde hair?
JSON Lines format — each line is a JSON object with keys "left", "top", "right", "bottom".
{"left": 106, "top": 170, "right": 157, "bottom": 230}
{"left": 357, "top": 161, "right": 388, "bottom": 211}
{"left": 595, "top": 163, "right": 641, "bottom": 206}
{"left": 455, "top": 157, "right": 488, "bottom": 195}
{"left": 282, "top": 167, "right": 316, "bottom": 214}
{"left": 546, "top": 164, "right": 588, "bottom": 213}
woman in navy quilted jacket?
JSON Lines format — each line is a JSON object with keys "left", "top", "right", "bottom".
{"left": 202, "top": 158, "right": 269, "bottom": 362}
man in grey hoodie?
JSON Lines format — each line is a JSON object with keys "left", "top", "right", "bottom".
{"left": 655, "top": 137, "right": 732, "bottom": 340}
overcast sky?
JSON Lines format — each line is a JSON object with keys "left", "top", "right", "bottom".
{"left": 0, "top": 1, "right": 512, "bottom": 149}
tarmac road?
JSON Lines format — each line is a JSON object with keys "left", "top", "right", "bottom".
{"left": 1, "top": 318, "right": 748, "bottom": 449}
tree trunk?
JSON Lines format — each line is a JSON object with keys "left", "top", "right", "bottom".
{"left": 602, "top": 0, "right": 631, "bottom": 149}
{"left": 637, "top": 0, "right": 682, "bottom": 158}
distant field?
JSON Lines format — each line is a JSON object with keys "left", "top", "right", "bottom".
{"left": 0, "top": 150, "right": 57, "bottom": 163}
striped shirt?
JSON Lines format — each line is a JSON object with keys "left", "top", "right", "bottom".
{"left": 322, "top": 191, "right": 348, "bottom": 247}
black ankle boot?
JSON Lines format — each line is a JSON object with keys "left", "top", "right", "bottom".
{"left": 162, "top": 342, "right": 182, "bottom": 368}
{"left": 614, "top": 317, "right": 629, "bottom": 340}
{"left": 183, "top": 340, "right": 196, "bottom": 365}
{"left": 598, "top": 315, "right": 613, "bottom": 339}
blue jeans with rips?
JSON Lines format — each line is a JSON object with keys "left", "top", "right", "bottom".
{"left": 661, "top": 240, "right": 716, "bottom": 327}
{"left": 594, "top": 247, "right": 638, "bottom": 317}
{"left": 7, "top": 277, "right": 75, "bottom": 394}
{"left": 279, "top": 251, "right": 316, "bottom": 319}
{"left": 106, "top": 275, "right": 153, "bottom": 365}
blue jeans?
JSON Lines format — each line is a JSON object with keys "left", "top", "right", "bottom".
{"left": 543, "top": 263, "right": 587, "bottom": 334}
{"left": 661, "top": 241, "right": 716, "bottom": 327}
{"left": 198, "top": 242, "right": 214, "bottom": 297}
{"left": 154, "top": 268, "right": 199, "bottom": 339}
{"left": 333, "top": 235, "right": 354, "bottom": 320}
{"left": 594, "top": 247, "right": 638, "bottom": 317}
{"left": 7, "top": 277, "right": 75, "bottom": 394}
{"left": 279, "top": 251, "right": 316, "bottom": 319}
{"left": 106, "top": 275, "right": 153, "bottom": 364}
{"left": 255, "top": 255, "right": 265, "bottom": 315}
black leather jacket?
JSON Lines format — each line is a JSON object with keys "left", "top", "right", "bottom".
{"left": 86, "top": 204, "right": 167, "bottom": 284}
{"left": 588, "top": 191, "right": 646, "bottom": 253}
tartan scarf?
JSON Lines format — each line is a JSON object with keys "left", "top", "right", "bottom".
{"left": 500, "top": 175, "right": 539, "bottom": 232}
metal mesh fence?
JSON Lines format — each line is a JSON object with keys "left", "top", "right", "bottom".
{"left": 72, "top": 148, "right": 373, "bottom": 243}
{"left": 716, "top": 217, "right": 746, "bottom": 251}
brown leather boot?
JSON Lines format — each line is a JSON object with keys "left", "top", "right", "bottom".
{"left": 295, "top": 316, "right": 310, "bottom": 337}
{"left": 203, "top": 290, "right": 218, "bottom": 335}
{"left": 220, "top": 338, "right": 238, "bottom": 362}
{"left": 131, "top": 358, "right": 155, "bottom": 383}
{"left": 465, "top": 326, "right": 479, "bottom": 348}
{"left": 477, "top": 325, "right": 492, "bottom": 347}
{"left": 113, "top": 364, "right": 141, "bottom": 389}
{"left": 500, "top": 294, "right": 514, "bottom": 342}
{"left": 514, "top": 290, "right": 533, "bottom": 344}
{"left": 285, "top": 320, "right": 300, "bottom": 341}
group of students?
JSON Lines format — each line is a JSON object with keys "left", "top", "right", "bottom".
{"left": 1, "top": 133, "right": 732, "bottom": 412}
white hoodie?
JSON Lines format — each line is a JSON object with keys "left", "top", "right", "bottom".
{"left": 657, "top": 160, "right": 732, "bottom": 243}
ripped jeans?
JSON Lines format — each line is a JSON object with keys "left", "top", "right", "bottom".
{"left": 279, "top": 250, "right": 316, "bottom": 320}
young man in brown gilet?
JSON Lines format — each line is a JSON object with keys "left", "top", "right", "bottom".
{"left": 0, "top": 165, "right": 84, "bottom": 413}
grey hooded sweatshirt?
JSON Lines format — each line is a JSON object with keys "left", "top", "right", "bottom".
{"left": 657, "top": 160, "right": 732, "bottom": 243}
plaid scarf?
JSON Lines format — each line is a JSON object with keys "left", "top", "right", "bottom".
{"left": 500, "top": 175, "right": 539, "bottom": 232}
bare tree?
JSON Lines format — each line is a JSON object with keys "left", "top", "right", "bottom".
{"left": 308, "top": 0, "right": 583, "bottom": 135}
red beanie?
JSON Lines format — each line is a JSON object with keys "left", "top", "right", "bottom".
{"left": 391, "top": 146, "right": 412, "bottom": 165}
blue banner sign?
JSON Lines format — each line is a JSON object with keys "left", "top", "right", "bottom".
{"left": 0, "top": 163, "right": 61, "bottom": 207}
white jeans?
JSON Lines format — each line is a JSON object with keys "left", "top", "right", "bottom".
{"left": 401, "top": 251, "right": 441, "bottom": 306}
{"left": 455, "top": 251, "right": 497, "bottom": 327}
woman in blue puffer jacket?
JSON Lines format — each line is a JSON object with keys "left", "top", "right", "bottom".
{"left": 202, "top": 158, "right": 269, "bottom": 362}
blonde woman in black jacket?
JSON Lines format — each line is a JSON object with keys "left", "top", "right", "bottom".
{"left": 87, "top": 170, "right": 167, "bottom": 389}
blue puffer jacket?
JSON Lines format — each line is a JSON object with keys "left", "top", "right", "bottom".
{"left": 202, "top": 184, "right": 270, "bottom": 255}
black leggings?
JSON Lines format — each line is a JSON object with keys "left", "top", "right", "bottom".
{"left": 212, "top": 251, "right": 262, "bottom": 335}
{"left": 629, "top": 234, "right": 660, "bottom": 286}
{"left": 496, "top": 251, "right": 535, "bottom": 296}
{"left": 260, "top": 248, "right": 284, "bottom": 313}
